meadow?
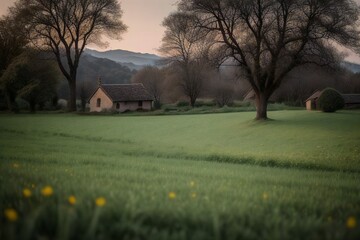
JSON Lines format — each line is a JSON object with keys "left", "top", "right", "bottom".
{"left": 0, "top": 110, "right": 359, "bottom": 239}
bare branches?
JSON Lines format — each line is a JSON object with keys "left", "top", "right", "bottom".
{"left": 160, "top": 11, "right": 226, "bottom": 107}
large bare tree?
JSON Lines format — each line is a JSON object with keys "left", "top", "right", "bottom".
{"left": 179, "top": 0, "right": 360, "bottom": 119}
{"left": 14, "top": 0, "right": 127, "bottom": 111}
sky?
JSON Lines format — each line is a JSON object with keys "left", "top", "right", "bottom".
{"left": 0, "top": 0, "right": 359, "bottom": 62}
{"left": 88, "top": 0, "right": 178, "bottom": 54}
{"left": 0, "top": 0, "right": 178, "bottom": 55}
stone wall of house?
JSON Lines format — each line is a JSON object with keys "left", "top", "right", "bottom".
{"left": 116, "top": 101, "right": 152, "bottom": 112}
{"left": 306, "top": 100, "right": 312, "bottom": 110}
{"left": 89, "top": 88, "right": 113, "bottom": 112}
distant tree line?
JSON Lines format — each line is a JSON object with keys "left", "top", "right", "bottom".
{"left": 1, "top": 0, "right": 360, "bottom": 117}
{"left": 130, "top": 62, "right": 360, "bottom": 110}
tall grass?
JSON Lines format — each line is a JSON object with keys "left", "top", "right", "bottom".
{"left": 155, "top": 102, "right": 303, "bottom": 115}
{"left": 0, "top": 110, "right": 359, "bottom": 239}
{"left": 1, "top": 110, "right": 359, "bottom": 171}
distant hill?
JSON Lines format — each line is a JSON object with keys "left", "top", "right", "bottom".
{"left": 78, "top": 53, "right": 136, "bottom": 84}
{"left": 84, "top": 48, "right": 162, "bottom": 70}
{"left": 342, "top": 61, "right": 360, "bottom": 73}
{"left": 57, "top": 53, "right": 136, "bottom": 99}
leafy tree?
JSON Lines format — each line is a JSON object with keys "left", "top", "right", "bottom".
{"left": 0, "top": 50, "right": 59, "bottom": 112}
{"left": 14, "top": 0, "right": 127, "bottom": 111}
{"left": 178, "top": 0, "right": 360, "bottom": 119}
{"left": 0, "top": 11, "right": 29, "bottom": 111}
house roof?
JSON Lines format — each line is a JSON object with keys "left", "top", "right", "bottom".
{"left": 342, "top": 94, "right": 360, "bottom": 104}
{"left": 305, "top": 90, "right": 322, "bottom": 102}
{"left": 88, "top": 83, "right": 153, "bottom": 103}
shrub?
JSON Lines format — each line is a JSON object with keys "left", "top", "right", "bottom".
{"left": 162, "top": 104, "right": 177, "bottom": 112}
{"left": 57, "top": 99, "right": 68, "bottom": 110}
{"left": 15, "top": 98, "right": 29, "bottom": 111}
{"left": 153, "top": 100, "right": 162, "bottom": 110}
{"left": 176, "top": 100, "right": 189, "bottom": 107}
{"left": 194, "top": 100, "right": 216, "bottom": 107}
{"left": 214, "top": 87, "right": 234, "bottom": 107}
{"left": 235, "top": 101, "right": 252, "bottom": 107}
{"left": 317, "top": 88, "right": 345, "bottom": 112}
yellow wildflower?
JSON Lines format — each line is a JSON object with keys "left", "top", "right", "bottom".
{"left": 191, "top": 192, "right": 197, "bottom": 198}
{"left": 95, "top": 197, "right": 106, "bottom": 207}
{"left": 68, "top": 195, "right": 76, "bottom": 205}
{"left": 262, "top": 192, "right": 269, "bottom": 200}
{"left": 347, "top": 216, "right": 357, "bottom": 229}
{"left": 23, "top": 188, "right": 32, "bottom": 198}
{"left": 4, "top": 208, "right": 18, "bottom": 222}
{"left": 41, "top": 186, "right": 53, "bottom": 197}
{"left": 168, "top": 192, "right": 176, "bottom": 200}
{"left": 12, "top": 163, "right": 19, "bottom": 168}
{"left": 190, "top": 181, "right": 195, "bottom": 187}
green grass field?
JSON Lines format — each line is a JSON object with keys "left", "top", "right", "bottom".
{"left": 0, "top": 110, "right": 359, "bottom": 239}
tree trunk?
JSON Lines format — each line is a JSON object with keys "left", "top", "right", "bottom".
{"left": 190, "top": 97, "right": 196, "bottom": 108}
{"left": 4, "top": 91, "right": 13, "bottom": 112}
{"left": 68, "top": 80, "right": 77, "bottom": 112}
{"left": 4, "top": 90, "right": 18, "bottom": 112}
{"left": 154, "top": 100, "right": 161, "bottom": 109}
{"left": 80, "top": 98, "right": 86, "bottom": 112}
{"left": 79, "top": 83, "right": 86, "bottom": 112}
{"left": 255, "top": 93, "right": 268, "bottom": 120}
{"left": 29, "top": 99, "right": 36, "bottom": 113}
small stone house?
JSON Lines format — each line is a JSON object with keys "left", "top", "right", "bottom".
{"left": 88, "top": 83, "right": 153, "bottom": 112}
{"left": 305, "top": 90, "right": 360, "bottom": 110}
{"left": 305, "top": 90, "right": 322, "bottom": 110}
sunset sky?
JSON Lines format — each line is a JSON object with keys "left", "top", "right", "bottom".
{"left": 0, "top": 0, "right": 178, "bottom": 54}
{"left": 1, "top": 0, "right": 359, "bottom": 62}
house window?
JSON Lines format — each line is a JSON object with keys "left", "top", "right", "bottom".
{"left": 116, "top": 103, "right": 120, "bottom": 109}
{"left": 97, "top": 98, "right": 101, "bottom": 107}
{"left": 138, "top": 101, "right": 143, "bottom": 107}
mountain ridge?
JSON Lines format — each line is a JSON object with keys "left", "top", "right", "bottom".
{"left": 85, "top": 48, "right": 162, "bottom": 69}
{"left": 85, "top": 48, "right": 360, "bottom": 73}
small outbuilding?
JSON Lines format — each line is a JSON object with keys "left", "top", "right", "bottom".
{"left": 305, "top": 90, "right": 360, "bottom": 110}
{"left": 342, "top": 94, "right": 360, "bottom": 108}
{"left": 88, "top": 83, "right": 153, "bottom": 112}
{"left": 305, "top": 90, "right": 322, "bottom": 110}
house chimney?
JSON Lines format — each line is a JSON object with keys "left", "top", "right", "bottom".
{"left": 97, "top": 76, "right": 102, "bottom": 86}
